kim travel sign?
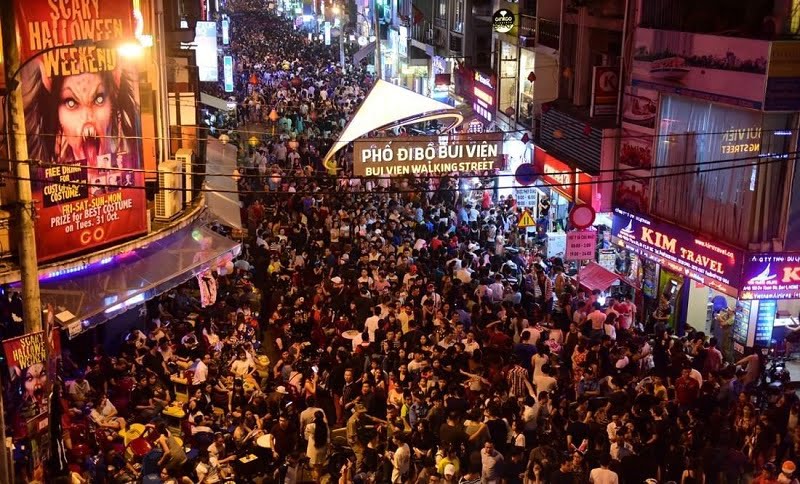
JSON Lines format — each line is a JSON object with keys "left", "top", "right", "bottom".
{"left": 353, "top": 133, "right": 503, "bottom": 176}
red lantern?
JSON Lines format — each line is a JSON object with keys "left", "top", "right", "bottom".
{"left": 527, "top": 71, "right": 536, "bottom": 82}
{"left": 521, "top": 133, "right": 530, "bottom": 144}
{"left": 583, "top": 123, "right": 592, "bottom": 136}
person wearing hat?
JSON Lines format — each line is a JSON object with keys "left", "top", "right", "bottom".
{"left": 781, "top": 461, "right": 799, "bottom": 484}
{"left": 346, "top": 402, "right": 386, "bottom": 469}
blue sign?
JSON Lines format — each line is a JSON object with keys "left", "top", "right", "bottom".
{"left": 223, "top": 56, "right": 234, "bottom": 93}
{"left": 222, "top": 19, "right": 230, "bottom": 45}
{"left": 755, "top": 299, "right": 777, "bottom": 347}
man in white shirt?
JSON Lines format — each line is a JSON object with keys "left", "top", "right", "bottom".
{"left": 461, "top": 332, "right": 480, "bottom": 355}
{"left": 389, "top": 434, "right": 411, "bottom": 483}
{"left": 365, "top": 307, "right": 382, "bottom": 342}
{"left": 589, "top": 454, "right": 619, "bottom": 484}
{"left": 488, "top": 274, "right": 505, "bottom": 302}
{"left": 192, "top": 354, "right": 210, "bottom": 386}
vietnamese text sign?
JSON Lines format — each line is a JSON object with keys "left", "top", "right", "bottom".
{"left": 565, "top": 230, "right": 597, "bottom": 260}
{"left": 741, "top": 252, "right": 800, "bottom": 300}
{"left": 353, "top": 133, "right": 503, "bottom": 177}
{"left": 611, "top": 208, "right": 743, "bottom": 296}
{"left": 16, "top": 0, "right": 148, "bottom": 262}
{"left": 222, "top": 19, "right": 230, "bottom": 45}
{"left": 514, "top": 187, "right": 537, "bottom": 208}
{"left": 224, "top": 56, "right": 234, "bottom": 92}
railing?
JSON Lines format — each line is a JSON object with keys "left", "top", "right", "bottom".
{"left": 411, "top": 21, "right": 447, "bottom": 49}
{"left": 519, "top": 13, "right": 536, "bottom": 38}
{"left": 538, "top": 18, "right": 560, "bottom": 50}
{"left": 411, "top": 20, "right": 434, "bottom": 44}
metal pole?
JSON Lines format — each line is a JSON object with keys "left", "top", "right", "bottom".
{"left": 1, "top": 4, "right": 43, "bottom": 483}
{"left": 0, "top": 387, "right": 10, "bottom": 484}
{"left": 373, "top": 0, "right": 382, "bottom": 80}
{"left": 339, "top": 20, "right": 346, "bottom": 69}
{"left": 1, "top": 0, "right": 43, "bottom": 338}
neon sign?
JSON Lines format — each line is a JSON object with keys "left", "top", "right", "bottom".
{"left": 611, "top": 208, "right": 743, "bottom": 296}
{"left": 741, "top": 252, "right": 800, "bottom": 300}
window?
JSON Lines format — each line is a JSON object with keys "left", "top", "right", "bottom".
{"left": 498, "top": 42, "right": 518, "bottom": 119}
{"left": 518, "top": 49, "right": 536, "bottom": 126}
{"left": 434, "top": 0, "right": 447, "bottom": 27}
{"left": 451, "top": 0, "right": 464, "bottom": 33}
{"left": 651, "top": 95, "right": 790, "bottom": 246}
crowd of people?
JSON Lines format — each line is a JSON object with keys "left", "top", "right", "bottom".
{"left": 33, "top": 6, "right": 800, "bottom": 484}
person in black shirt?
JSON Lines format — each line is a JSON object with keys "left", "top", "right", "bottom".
{"left": 566, "top": 411, "right": 590, "bottom": 453}
{"left": 439, "top": 412, "right": 468, "bottom": 451}
{"left": 550, "top": 458, "right": 575, "bottom": 484}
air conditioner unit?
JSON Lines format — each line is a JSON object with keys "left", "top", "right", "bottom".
{"left": 155, "top": 160, "right": 184, "bottom": 220}
{"left": 175, "top": 148, "right": 194, "bottom": 206}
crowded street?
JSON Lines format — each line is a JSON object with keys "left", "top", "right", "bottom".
{"left": 5, "top": 2, "right": 800, "bottom": 484}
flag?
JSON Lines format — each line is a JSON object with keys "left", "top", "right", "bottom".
{"left": 412, "top": 5, "right": 424, "bottom": 24}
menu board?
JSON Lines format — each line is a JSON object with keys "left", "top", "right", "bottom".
{"left": 598, "top": 249, "right": 616, "bottom": 272}
{"left": 754, "top": 299, "right": 777, "bottom": 348}
{"left": 733, "top": 300, "right": 752, "bottom": 354}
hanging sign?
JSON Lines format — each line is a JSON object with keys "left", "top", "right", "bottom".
{"left": 492, "top": 9, "right": 515, "bottom": 33}
{"left": 565, "top": 230, "right": 597, "bottom": 260}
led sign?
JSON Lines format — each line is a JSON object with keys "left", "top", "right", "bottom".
{"left": 611, "top": 208, "right": 743, "bottom": 296}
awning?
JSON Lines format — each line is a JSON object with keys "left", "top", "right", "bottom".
{"left": 34, "top": 224, "right": 240, "bottom": 338}
{"left": 204, "top": 137, "right": 243, "bottom": 229}
{"left": 578, "top": 262, "right": 621, "bottom": 292}
{"left": 353, "top": 41, "right": 376, "bottom": 65}
{"left": 200, "top": 92, "right": 235, "bottom": 111}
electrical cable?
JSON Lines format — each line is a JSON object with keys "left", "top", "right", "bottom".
{"left": 5, "top": 153, "right": 790, "bottom": 197}
{"left": 5, "top": 149, "right": 792, "bottom": 181}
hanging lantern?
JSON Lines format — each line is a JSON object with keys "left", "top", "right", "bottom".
{"left": 552, "top": 129, "right": 564, "bottom": 139}
{"left": 269, "top": 109, "right": 279, "bottom": 122}
{"left": 562, "top": 67, "right": 573, "bottom": 79}
{"left": 583, "top": 123, "right": 592, "bottom": 136}
{"left": 521, "top": 132, "right": 530, "bottom": 144}
{"left": 527, "top": 71, "right": 536, "bottom": 82}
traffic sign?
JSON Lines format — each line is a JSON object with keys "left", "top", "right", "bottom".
{"left": 518, "top": 210, "right": 536, "bottom": 228}
{"left": 569, "top": 203, "right": 596, "bottom": 229}
{"left": 565, "top": 230, "right": 597, "bottom": 260}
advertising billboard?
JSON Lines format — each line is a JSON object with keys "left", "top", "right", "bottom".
{"left": 3, "top": 331, "right": 48, "bottom": 422}
{"left": 352, "top": 133, "right": 503, "bottom": 177}
{"left": 590, "top": 66, "right": 619, "bottom": 117}
{"left": 222, "top": 18, "right": 230, "bottom": 45}
{"left": 611, "top": 208, "right": 744, "bottom": 297}
{"left": 196, "top": 21, "right": 219, "bottom": 81}
{"left": 533, "top": 147, "right": 575, "bottom": 201}
{"left": 224, "top": 56, "right": 234, "bottom": 93}
{"left": 15, "top": 0, "right": 148, "bottom": 262}
{"left": 632, "top": 28, "right": 769, "bottom": 109}
{"left": 741, "top": 252, "right": 800, "bottom": 300}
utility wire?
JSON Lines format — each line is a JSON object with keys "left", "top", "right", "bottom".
{"left": 6, "top": 150, "right": 792, "bottom": 181}
{"left": 9, "top": 154, "right": 791, "bottom": 197}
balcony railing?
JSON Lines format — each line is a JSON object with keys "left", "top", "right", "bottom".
{"left": 516, "top": 15, "right": 559, "bottom": 49}
{"left": 411, "top": 21, "right": 448, "bottom": 49}
{"left": 519, "top": 14, "right": 536, "bottom": 38}
{"left": 538, "top": 18, "right": 560, "bottom": 49}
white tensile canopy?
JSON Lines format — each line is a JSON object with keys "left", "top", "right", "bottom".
{"left": 322, "top": 79, "right": 458, "bottom": 170}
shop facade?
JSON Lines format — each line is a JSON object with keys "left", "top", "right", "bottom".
{"left": 610, "top": 207, "right": 800, "bottom": 360}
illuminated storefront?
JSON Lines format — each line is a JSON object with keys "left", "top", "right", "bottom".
{"left": 497, "top": 41, "right": 518, "bottom": 127}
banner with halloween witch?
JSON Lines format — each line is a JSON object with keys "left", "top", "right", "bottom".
{"left": 14, "top": 0, "right": 148, "bottom": 261}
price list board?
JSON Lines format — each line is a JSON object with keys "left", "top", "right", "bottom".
{"left": 733, "top": 300, "right": 752, "bottom": 356}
